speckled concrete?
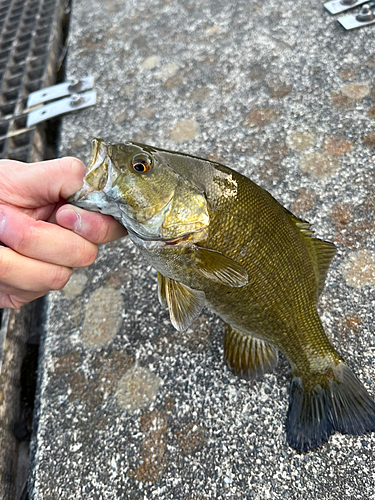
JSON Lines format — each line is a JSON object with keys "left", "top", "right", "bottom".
{"left": 30, "top": 0, "right": 375, "bottom": 498}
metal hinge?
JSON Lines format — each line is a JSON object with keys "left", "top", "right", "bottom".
{"left": 338, "top": 3, "right": 375, "bottom": 28}
{"left": 0, "top": 77, "right": 97, "bottom": 141}
{"left": 324, "top": 0, "right": 368, "bottom": 14}
{"left": 26, "top": 76, "right": 97, "bottom": 127}
{"left": 324, "top": 0, "right": 375, "bottom": 29}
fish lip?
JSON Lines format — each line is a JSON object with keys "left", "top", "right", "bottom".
{"left": 88, "top": 140, "right": 121, "bottom": 194}
{"left": 67, "top": 139, "right": 115, "bottom": 204}
{"left": 89, "top": 138, "right": 104, "bottom": 165}
{"left": 67, "top": 186, "right": 94, "bottom": 204}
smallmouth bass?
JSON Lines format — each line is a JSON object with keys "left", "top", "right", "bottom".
{"left": 69, "top": 139, "right": 375, "bottom": 452}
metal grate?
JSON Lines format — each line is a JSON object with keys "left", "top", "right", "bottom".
{"left": 0, "top": 2, "right": 68, "bottom": 499}
{"left": 0, "top": 0, "right": 66, "bottom": 163}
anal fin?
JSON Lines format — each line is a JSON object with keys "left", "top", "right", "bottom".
{"left": 224, "top": 325, "right": 278, "bottom": 380}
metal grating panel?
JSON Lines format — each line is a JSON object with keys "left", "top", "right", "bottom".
{"left": 0, "top": 2, "right": 67, "bottom": 499}
{"left": 0, "top": 0, "right": 66, "bottom": 163}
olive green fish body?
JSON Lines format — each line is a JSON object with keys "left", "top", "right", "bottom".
{"left": 70, "top": 140, "right": 375, "bottom": 452}
{"left": 132, "top": 160, "right": 339, "bottom": 373}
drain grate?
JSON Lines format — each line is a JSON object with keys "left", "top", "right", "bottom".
{"left": 0, "top": 2, "right": 68, "bottom": 499}
{"left": 0, "top": 0, "right": 67, "bottom": 163}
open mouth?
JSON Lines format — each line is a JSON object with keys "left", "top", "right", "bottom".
{"left": 67, "top": 139, "right": 120, "bottom": 204}
{"left": 87, "top": 138, "right": 108, "bottom": 173}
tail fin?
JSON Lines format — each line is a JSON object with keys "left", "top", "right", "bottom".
{"left": 286, "top": 363, "right": 375, "bottom": 453}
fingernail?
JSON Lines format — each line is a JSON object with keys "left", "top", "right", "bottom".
{"left": 73, "top": 211, "right": 82, "bottom": 232}
{"left": 0, "top": 209, "right": 6, "bottom": 235}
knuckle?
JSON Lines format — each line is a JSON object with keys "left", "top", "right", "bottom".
{"left": 74, "top": 240, "right": 98, "bottom": 267}
{"left": 0, "top": 293, "right": 27, "bottom": 309}
{"left": 86, "top": 214, "right": 111, "bottom": 245}
{"left": 14, "top": 222, "right": 40, "bottom": 255}
{"left": 50, "top": 266, "right": 72, "bottom": 290}
{"left": 8, "top": 296, "right": 25, "bottom": 309}
{"left": 98, "top": 218, "right": 111, "bottom": 244}
{"left": 85, "top": 245, "right": 98, "bottom": 266}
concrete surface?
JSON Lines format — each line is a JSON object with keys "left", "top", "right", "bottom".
{"left": 30, "top": 0, "right": 375, "bottom": 498}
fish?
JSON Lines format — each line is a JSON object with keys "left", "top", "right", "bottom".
{"left": 69, "top": 138, "right": 375, "bottom": 452}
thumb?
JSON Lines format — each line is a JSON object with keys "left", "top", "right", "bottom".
{"left": 0, "top": 157, "right": 86, "bottom": 208}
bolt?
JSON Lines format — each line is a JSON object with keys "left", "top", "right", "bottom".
{"left": 340, "top": 0, "right": 357, "bottom": 5}
{"left": 70, "top": 93, "right": 83, "bottom": 106}
{"left": 68, "top": 79, "right": 82, "bottom": 93}
{"left": 356, "top": 3, "right": 375, "bottom": 21}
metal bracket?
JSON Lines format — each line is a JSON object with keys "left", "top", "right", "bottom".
{"left": 324, "top": 0, "right": 368, "bottom": 15}
{"left": 26, "top": 76, "right": 95, "bottom": 107}
{"left": 338, "top": 3, "right": 375, "bottom": 28}
{"left": 0, "top": 77, "right": 97, "bottom": 141}
{"left": 24, "top": 76, "right": 96, "bottom": 128}
{"left": 26, "top": 90, "right": 97, "bottom": 127}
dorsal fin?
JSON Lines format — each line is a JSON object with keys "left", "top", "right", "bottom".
{"left": 285, "top": 209, "right": 336, "bottom": 298}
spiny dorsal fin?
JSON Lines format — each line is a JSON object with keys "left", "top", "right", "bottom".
{"left": 286, "top": 210, "right": 336, "bottom": 297}
{"left": 224, "top": 325, "right": 278, "bottom": 380}
{"left": 157, "top": 273, "right": 206, "bottom": 331}
{"left": 192, "top": 246, "right": 248, "bottom": 288}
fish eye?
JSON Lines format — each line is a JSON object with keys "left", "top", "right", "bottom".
{"left": 131, "top": 156, "right": 152, "bottom": 173}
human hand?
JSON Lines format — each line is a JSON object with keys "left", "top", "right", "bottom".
{"left": 0, "top": 157, "right": 127, "bottom": 309}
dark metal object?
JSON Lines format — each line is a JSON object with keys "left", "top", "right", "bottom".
{"left": 0, "top": 301, "right": 43, "bottom": 500}
{"left": 0, "top": 0, "right": 66, "bottom": 163}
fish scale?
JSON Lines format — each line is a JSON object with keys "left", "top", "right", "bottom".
{"left": 69, "top": 139, "right": 375, "bottom": 453}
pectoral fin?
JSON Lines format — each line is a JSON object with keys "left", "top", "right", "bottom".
{"left": 157, "top": 273, "right": 206, "bottom": 331}
{"left": 157, "top": 272, "right": 167, "bottom": 306}
{"left": 193, "top": 246, "right": 248, "bottom": 288}
{"left": 224, "top": 325, "right": 278, "bottom": 380}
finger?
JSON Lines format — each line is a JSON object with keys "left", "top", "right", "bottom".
{"left": 0, "top": 204, "right": 98, "bottom": 268}
{"left": 0, "top": 157, "right": 86, "bottom": 208}
{"left": 0, "top": 246, "right": 72, "bottom": 293}
{"left": 56, "top": 205, "right": 128, "bottom": 244}
{"left": 0, "top": 283, "right": 45, "bottom": 309}
{"left": 22, "top": 200, "right": 66, "bottom": 221}
{"left": 0, "top": 293, "right": 44, "bottom": 309}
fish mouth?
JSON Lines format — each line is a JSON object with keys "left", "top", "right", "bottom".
{"left": 67, "top": 138, "right": 119, "bottom": 205}
{"left": 88, "top": 137, "right": 106, "bottom": 172}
